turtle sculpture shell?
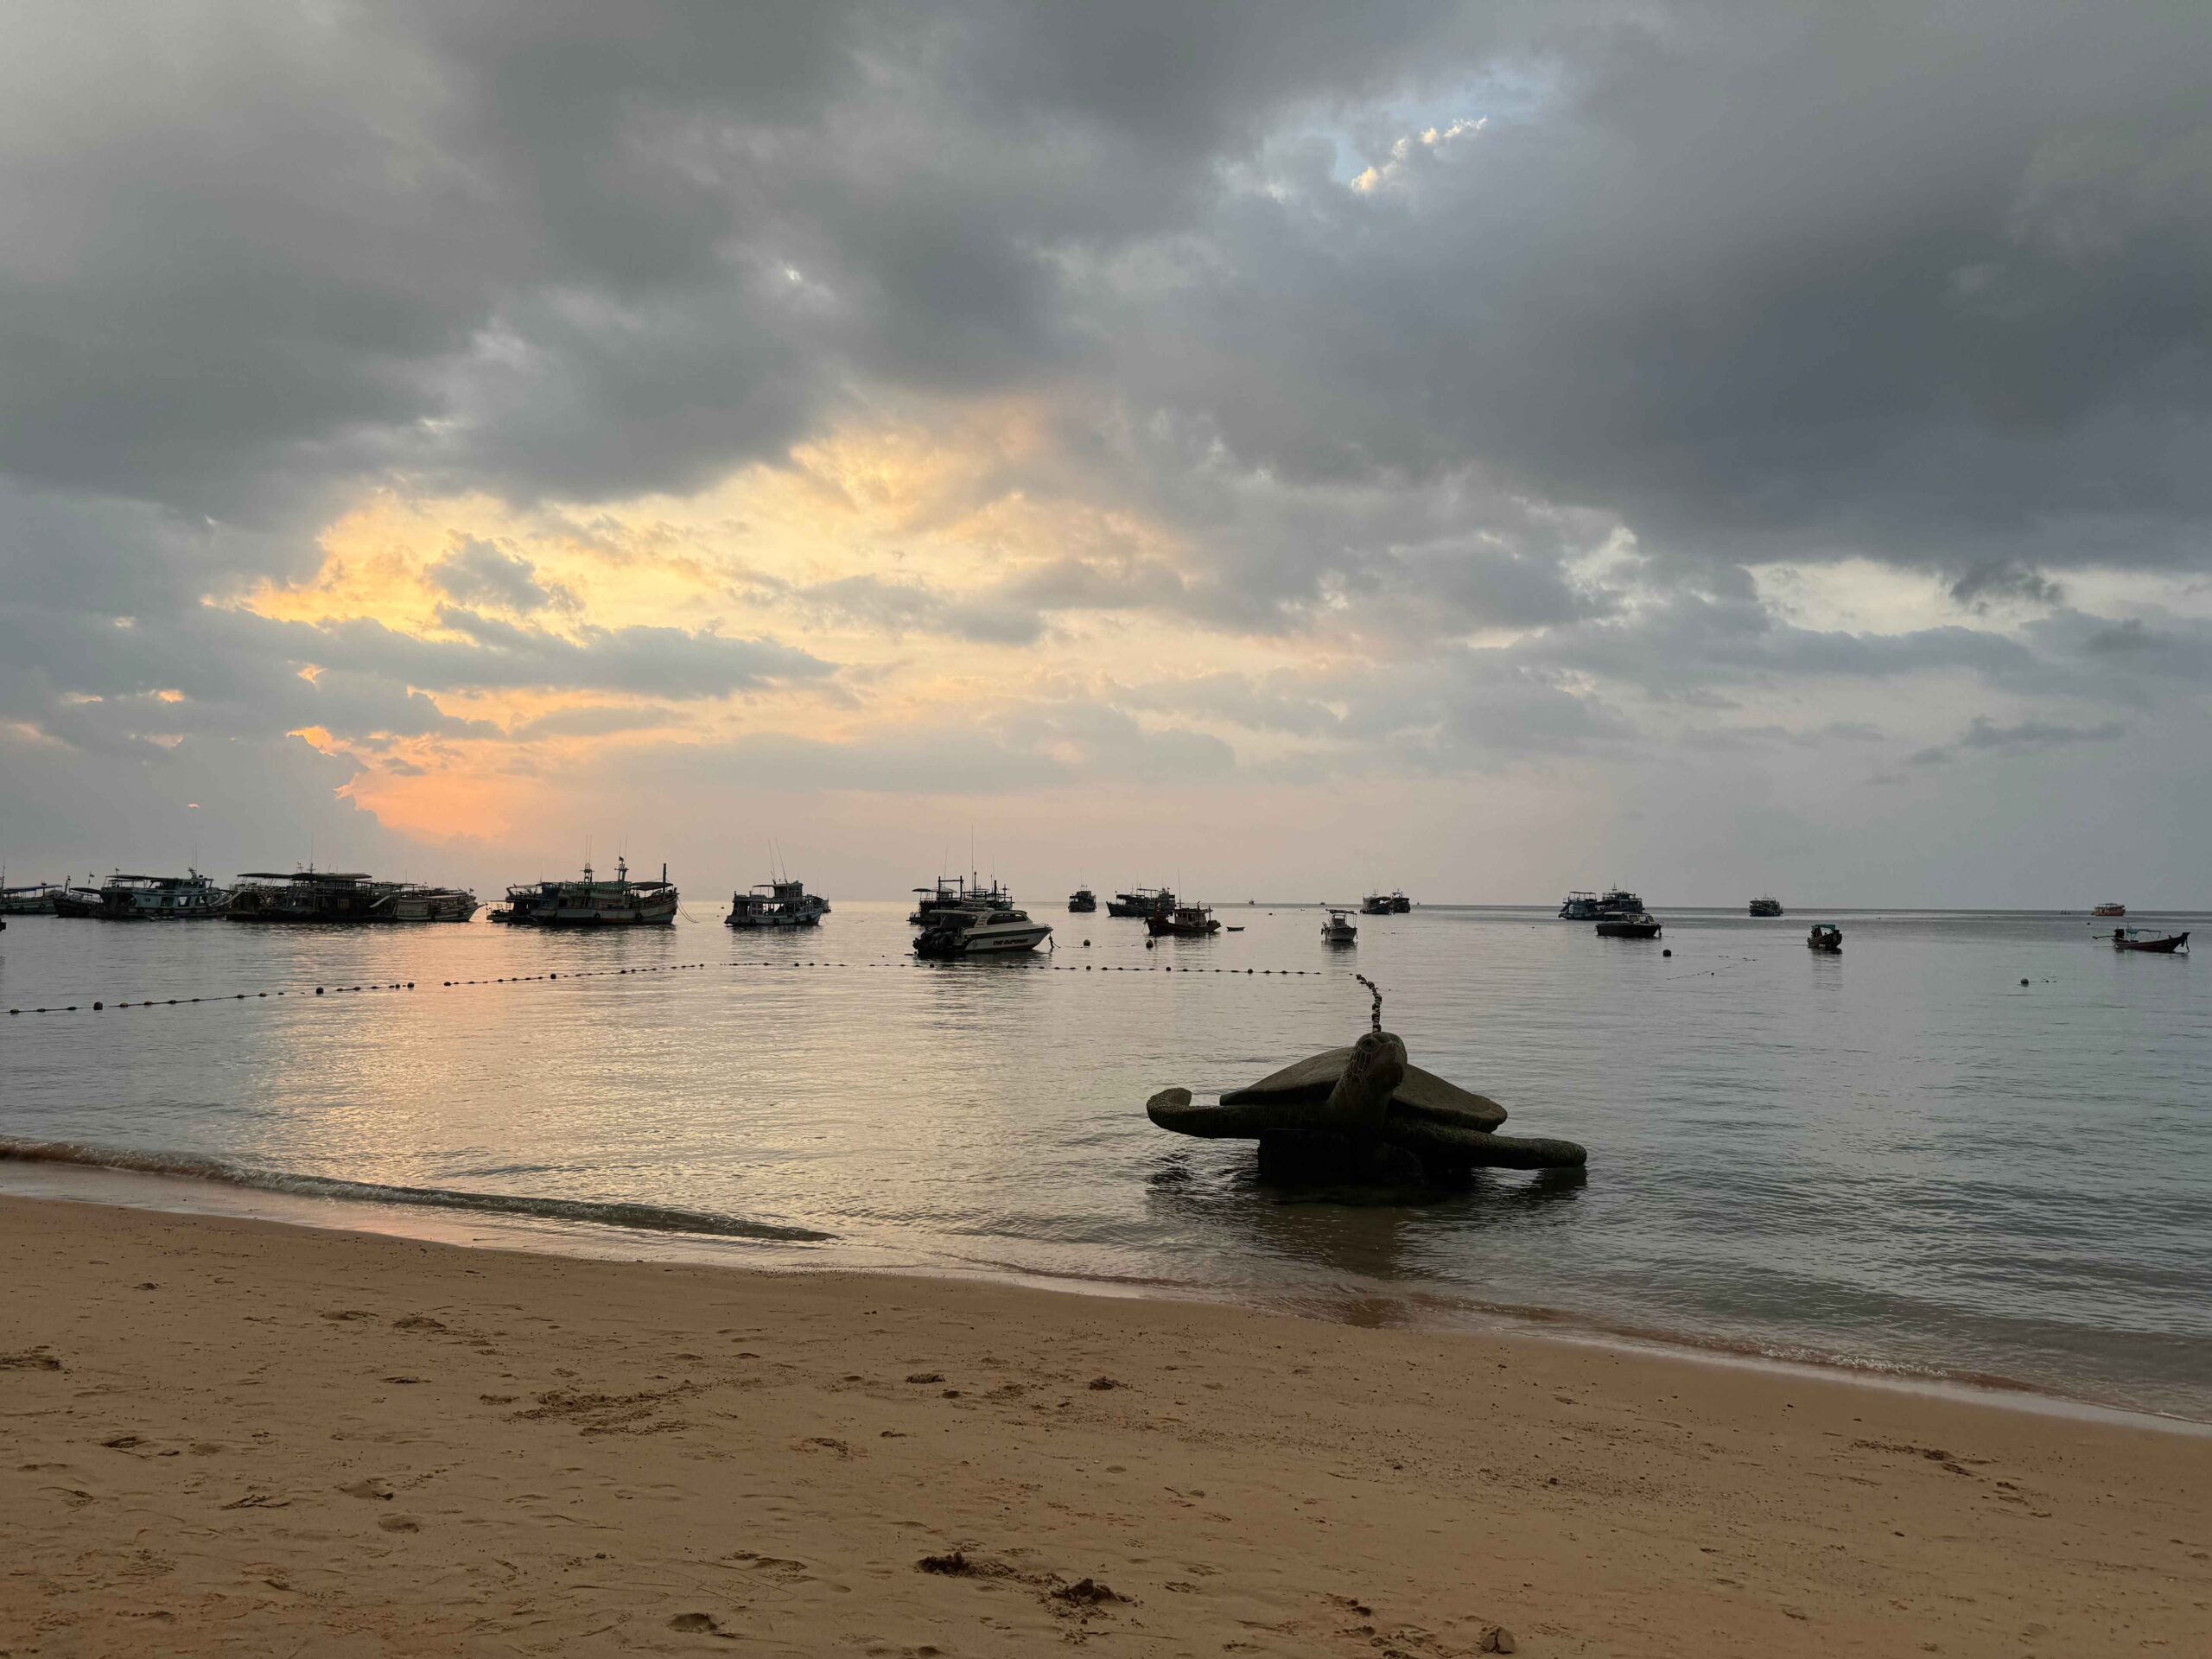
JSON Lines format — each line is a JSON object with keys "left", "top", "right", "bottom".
{"left": 1219, "top": 1046, "right": 1509, "bottom": 1135}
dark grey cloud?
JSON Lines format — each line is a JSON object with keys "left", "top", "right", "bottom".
{"left": 425, "top": 537, "right": 567, "bottom": 614}
{"left": 1948, "top": 562, "right": 2066, "bottom": 613}
{"left": 1910, "top": 715, "right": 2128, "bottom": 766}
{"left": 10, "top": 3, "right": 2209, "bottom": 589}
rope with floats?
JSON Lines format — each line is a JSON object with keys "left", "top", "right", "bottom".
{"left": 4, "top": 955, "right": 1354, "bottom": 1016}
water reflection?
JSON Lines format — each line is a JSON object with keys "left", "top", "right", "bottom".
{"left": 1144, "top": 1148, "right": 1586, "bottom": 1289}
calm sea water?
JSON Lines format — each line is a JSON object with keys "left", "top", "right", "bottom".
{"left": 3, "top": 901, "right": 2208, "bottom": 1418}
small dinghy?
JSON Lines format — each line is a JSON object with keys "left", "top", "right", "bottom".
{"left": 1594, "top": 912, "right": 1662, "bottom": 939}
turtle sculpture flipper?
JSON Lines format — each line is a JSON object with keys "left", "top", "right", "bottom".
{"left": 1381, "top": 1117, "right": 1587, "bottom": 1172}
{"left": 1148, "top": 1027, "right": 1586, "bottom": 1182}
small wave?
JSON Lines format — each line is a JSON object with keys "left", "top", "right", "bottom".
{"left": 0, "top": 1137, "right": 834, "bottom": 1243}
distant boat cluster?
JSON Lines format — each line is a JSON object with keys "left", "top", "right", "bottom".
{"left": 3, "top": 869, "right": 2179, "bottom": 957}
{"left": 11, "top": 868, "right": 480, "bottom": 925}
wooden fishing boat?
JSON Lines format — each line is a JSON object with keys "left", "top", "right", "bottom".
{"left": 1807, "top": 923, "right": 1842, "bottom": 953}
{"left": 2112, "top": 927, "right": 2187, "bottom": 954}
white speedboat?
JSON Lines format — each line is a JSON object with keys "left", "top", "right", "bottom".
{"left": 1322, "top": 907, "right": 1357, "bottom": 944}
{"left": 913, "top": 902, "right": 1052, "bottom": 957}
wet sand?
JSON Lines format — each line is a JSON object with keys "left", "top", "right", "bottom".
{"left": 3, "top": 1195, "right": 2207, "bottom": 1656}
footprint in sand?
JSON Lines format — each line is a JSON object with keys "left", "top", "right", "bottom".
{"left": 338, "top": 1478, "right": 394, "bottom": 1501}
{"left": 377, "top": 1515, "right": 421, "bottom": 1533}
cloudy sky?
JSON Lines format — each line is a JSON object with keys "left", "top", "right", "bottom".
{"left": 3, "top": 1, "right": 2209, "bottom": 906}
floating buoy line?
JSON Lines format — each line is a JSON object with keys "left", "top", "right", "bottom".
{"left": 4, "top": 956, "right": 1344, "bottom": 1017}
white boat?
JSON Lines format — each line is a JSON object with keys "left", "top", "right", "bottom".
{"left": 1322, "top": 907, "right": 1357, "bottom": 944}
{"left": 726, "top": 878, "right": 830, "bottom": 929}
{"left": 913, "top": 901, "right": 1052, "bottom": 957}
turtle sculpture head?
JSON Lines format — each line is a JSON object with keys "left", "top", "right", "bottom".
{"left": 1325, "top": 1029, "right": 1407, "bottom": 1135}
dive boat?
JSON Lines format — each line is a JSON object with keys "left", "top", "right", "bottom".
{"left": 1749, "top": 896, "right": 1784, "bottom": 918}
{"left": 227, "top": 868, "right": 463, "bottom": 923}
{"left": 1360, "top": 893, "right": 1392, "bottom": 915}
{"left": 1067, "top": 887, "right": 1097, "bottom": 913}
{"left": 1595, "top": 912, "right": 1662, "bottom": 939}
{"left": 1321, "top": 908, "right": 1357, "bottom": 944}
{"left": 1147, "top": 903, "right": 1222, "bottom": 938}
{"left": 494, "top": 858, "right": 677, "bottom": 927}
{"left": 1807, "top": 923, "right": 1842, "bottom": 953}
{"left": 726, "top": 878, "right": 830, "bottom": 929}
{"left": 387, "top": 886, "right": 479, "bottom": 922}
{"left": 1560, "top": 887, "right": 1645, "bottom": 920}
{"left": 49, "top": 884, "right": 105, "bottom": 918}
{"left": 0, "top": 880, "right": 58, "bottom": 915}
{"left": 1107, "top": 887, "right": 1175, "bottom": 919}
{"left": 82, "top": 869, "right": 230, "bottom": 919}
{"left": 912, "top": 901, "right": 1052, "bottom": 957}
{"left": 910, "top": 874, "right": 1012, "bottom": 925}
{"left": 1390, "top": 892, "right": 1411, "bottom": 912}
{"left": 2111, "top": 927, "right": 2188, "bottom": 954}
{"left": 2092, "top": 901, "right": 2126, "bottom": 918}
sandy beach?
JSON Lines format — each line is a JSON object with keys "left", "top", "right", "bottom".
{"left": 2, "top": 1197, "right": 2206, "bottom": 1657}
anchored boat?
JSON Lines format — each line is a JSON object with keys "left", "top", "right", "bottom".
{"left": 1749, "top": 896, "right": 1784, "bottom": 918}
{"left": 2112, "top": 926, "right": 2188, "bottom": 954}
{"left": 1560, "top": 887, "right": 1644, "bottom": 921}
{"left": 49, "top": 884, "right": 106, "bottom": 918}
{"left": 1107, "top": 887, "right": 1176, "bottom": 919}
{"left": 73, "top": 870, "right": 229, "bottom": 919}
{"left": 910, "top": 874, "right": 1013, "bottom": 925}
{"left": 1807, "top": 923, "right": 1842, "bottom": 953}
{"left": 0, "top": 880, "right": 59, "bottom": 915}
{"left": 1595, "top": 912, "right": 1662, "bottom": 939}
{"left": 229, "top": 869, "right": 475, "bottom": 923}
{"left": 494, "top": 858, "right": 677, "bottom": 927}
{"left": 390, "top": 886, "right": 480, "bottom": 921}
{"left": 726, "top": 878, "right": 830, "bottom": 929}
{"left": 1147, "top": 903, "right": 1222, "bottom": 938}
{"left": 1067, "top": 887, "right": 1097, "bottom": 913}
{"left": 912, "top": 901, "right": 1052, "bottom": 957}
{"left": 1321, "top": 907, "right": 1357, "bottom": 944}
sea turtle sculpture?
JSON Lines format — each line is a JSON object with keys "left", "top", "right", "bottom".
{"left": 1147, "top": 978, "right": 1587, "bottom": 1183}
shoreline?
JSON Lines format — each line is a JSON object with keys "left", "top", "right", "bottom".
{"left": 4, "top": 1153, "right": 2207, "bottom": 1437}
{"left": 5, "top": 1195, "right": 2210, "bottom": 1656}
